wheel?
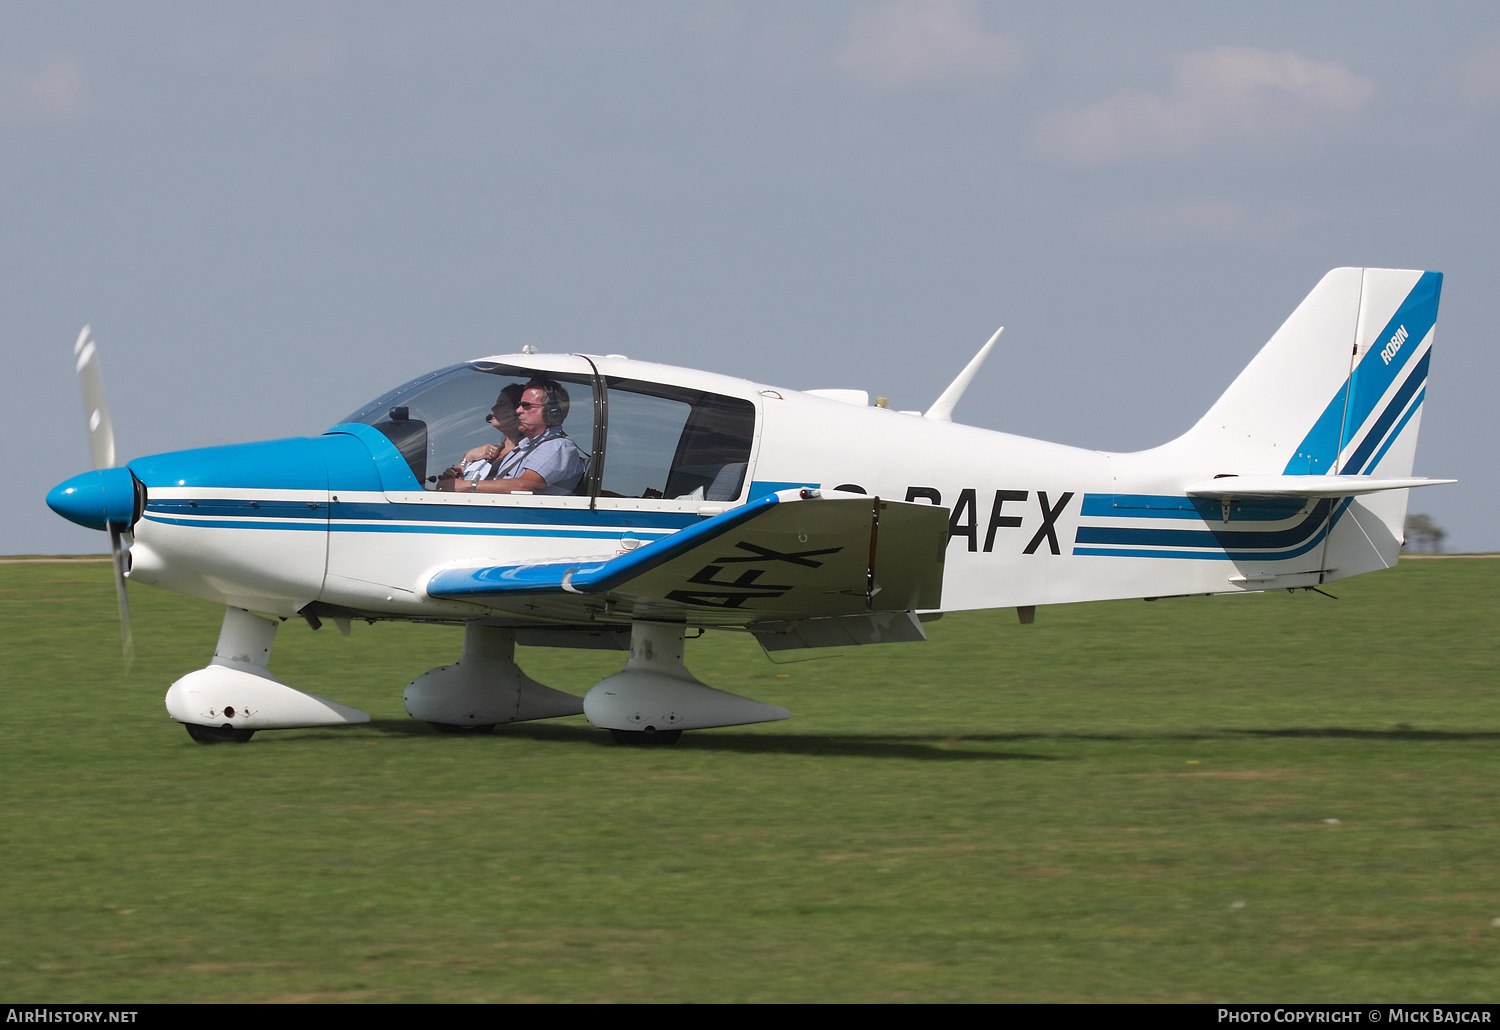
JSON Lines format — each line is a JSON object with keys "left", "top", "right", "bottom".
{"left": 185, "top": 723, "right": 255, "bottom": 744}
{"left": 609, "top": 728, "right": 683, "bottom": 746}
{"left": 428, "top": 722, "right": 496, "bottom": 735}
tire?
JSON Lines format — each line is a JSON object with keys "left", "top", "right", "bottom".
{"left": 428, "top": 722, "right": 496, "bottom": 735}
{"left": 185, "top": 723, "right": 255, "bottom": 744}
{"left": 609, "top": 728, "right": 683, "bottom": 746}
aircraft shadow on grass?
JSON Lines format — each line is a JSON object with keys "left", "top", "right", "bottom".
{"left": 234, "top": 721, "right": 1500, "bottom": 761}
{"left": 243, "top": 719, "right": 1059, "bottom": 762}
{"left": 1227, "top": 727, "right": 1500, "bottom": 742}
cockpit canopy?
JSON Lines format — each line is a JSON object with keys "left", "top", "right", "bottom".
{"left": 341, "top": 361, "right": 756, "bottom": 501}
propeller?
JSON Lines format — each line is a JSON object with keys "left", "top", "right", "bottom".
{"left": 72, "top": 326, "right": 133, "bottom": 667}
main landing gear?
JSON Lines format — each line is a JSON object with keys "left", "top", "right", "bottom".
{"left": 608, "top": 728, "right": 683, "bottom": 746}
{"left": 408, "top": 619, "right": 788, "bottom": 745}
{"left": 582, "top": 621, "right": 788, "bottom": 744}
{"left": 184, "top": 723, "right": 255, "bottom": 744}
{"left": 404, "top": 623, "right": 585, "bottom": 731}
{"left": 427, "top": 721, "right": 496, "bottom": 735}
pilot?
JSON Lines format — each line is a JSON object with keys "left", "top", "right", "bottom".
{"left": 439, "top": 379, "right": 586, "bottom": 495}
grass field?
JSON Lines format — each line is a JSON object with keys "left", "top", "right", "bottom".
{"left": 1, "top": 557, "right": 1497, "bottom": 1002}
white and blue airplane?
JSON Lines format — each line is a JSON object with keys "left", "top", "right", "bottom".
{"left": 47, "top": 267, "right": 1453, "bottom": 745}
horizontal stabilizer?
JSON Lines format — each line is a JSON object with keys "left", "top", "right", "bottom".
{"left": 1185, "top": 475, "right": 1455, "bottom": 499}
{"left": 421, "top": 490, "right": 949, "bottom": 619}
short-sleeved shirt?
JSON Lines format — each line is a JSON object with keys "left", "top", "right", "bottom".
{"left": 493, "top": 428, "right": 586, "bottom": 495}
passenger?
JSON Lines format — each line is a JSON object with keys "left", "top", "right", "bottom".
{"left": 439, "top": 379, "right": 586, "bottom": 495}
{"left": 443, "top": 383, "right": 525, "bottom": 486}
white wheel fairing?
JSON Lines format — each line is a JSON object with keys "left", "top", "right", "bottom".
{"left": 165, "top": 665, "right": 369, "bottom": 730}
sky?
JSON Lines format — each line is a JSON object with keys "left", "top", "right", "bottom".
{"left": 5, "top": 1, "right": 1497, "bottom": 554}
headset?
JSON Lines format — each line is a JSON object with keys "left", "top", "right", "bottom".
{"left": 525, "top": 378, "right": 569, "bottom": 428}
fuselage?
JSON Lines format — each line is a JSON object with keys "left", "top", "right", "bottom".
{"left": 105, "top": 350, "right": 1384, "bottom": 627}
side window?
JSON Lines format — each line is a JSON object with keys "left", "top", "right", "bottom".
{"left": 601, "top": 380, "right": 755, "bottom": 501}
{"left": 600, "top": 389, "right": 692, "bottom": 498}
{"left": 665, "top": 393, "right": 755, "bottom": 501}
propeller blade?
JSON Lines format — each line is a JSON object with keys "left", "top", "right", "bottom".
{"left": 108, "top": 523, "right": 134, "bottom": 670}
{"left": 71, "top": 327, "right": 134, "bottom": 668}
{"left": 74, "top": 325, "right": 116, "bottom": 470}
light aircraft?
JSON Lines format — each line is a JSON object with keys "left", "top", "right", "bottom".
{"left": 47, "top": 267, "right": 1453, "bottom": 745}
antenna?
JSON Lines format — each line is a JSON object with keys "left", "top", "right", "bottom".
{"left": 924, "top": 327, "right": 1003, "bottom": 423}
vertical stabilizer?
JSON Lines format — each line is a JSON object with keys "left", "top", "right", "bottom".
{"left": 1172, "top": 268, "right": 1442, "bottom": 581}
{"left": 1178, "top": 268, "right": 1440, "bottom": 478}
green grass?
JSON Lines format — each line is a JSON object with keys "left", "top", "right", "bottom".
{"left": 1, "top": 558, "right": 1497, "bottom": 1001}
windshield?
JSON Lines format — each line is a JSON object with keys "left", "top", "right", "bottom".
{"left": 341, "top": 363, "right": 596, "bottom": 491}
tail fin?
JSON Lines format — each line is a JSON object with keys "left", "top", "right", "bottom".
{"left": 1182, "top": 268, "right": 1440, "bottom": 475}
{"left": 1176, "top": 267, "right": 1442, "bottom": 578}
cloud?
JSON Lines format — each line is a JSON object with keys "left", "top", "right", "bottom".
{"left": 836, "top": 0, "right": 1025, "bottom": 90}
{"left": 1033, "top": 47, "right": 1374, "bottom": 165}
{"left": 0, "top": 56, "right": 88, "bottom": 125}
{"left": 1450, "top": 38, "right": 1500, "bottom": 107}
{"left": 1080, "top": 197, "right": 1321, "bottom": 247}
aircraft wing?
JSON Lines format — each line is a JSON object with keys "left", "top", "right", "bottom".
{"left": 420, "top": 490, "right": 949, "bottom": 624}
{"left": 1184, "top": 475, "right": 1455, "bottom": 499}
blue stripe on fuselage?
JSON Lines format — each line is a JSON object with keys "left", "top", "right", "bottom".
{"left": 1074, "top": 498, "right": 1355, "bottom": 561}
{"left": 329, "top": 501, "right": 697, "bottom": 530}
{"left": 143, "top": 496, "right": 702, "bottom": 538}
{"left": 1074, "top": 499, "right": 1333, "bottom": 551}
{"left": 147, "top": 497, "right": 700, "bottom": 529}
{"left": 147, "top": 498, "right": 324, "bottom": 520}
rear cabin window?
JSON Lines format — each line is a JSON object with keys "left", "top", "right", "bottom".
{"left": 601, "top": 380, "right": 755, "bottom": 502}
